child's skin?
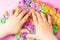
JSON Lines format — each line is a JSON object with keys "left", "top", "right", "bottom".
{"left": 0, "top": 9, "right": 31, "bottom": 38}
{"left": 26, "top": 12, "right": 58, "bottom": 40}
{"left": 0, "top": 9, "right": 57, "bottom": 40}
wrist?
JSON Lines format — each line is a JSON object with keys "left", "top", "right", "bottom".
{"left": 0, "top": 25, "right": 10, "bottom": 38}
{"left": 0, "top": 26, "right": 6, "bottom": 38}
{"left": 3, "top": 25, "right": 11, "bottom": 35}
{"left": 40, "top": 32, "right": 57, "bottom": 40}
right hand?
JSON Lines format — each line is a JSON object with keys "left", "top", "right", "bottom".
{"left": 26, "top": 11, "right": 57, "bottom": 40}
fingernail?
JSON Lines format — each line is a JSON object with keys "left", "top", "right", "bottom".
{"left": 15, "top": 7, "right": 19, "bottom": 11}
{"left": 25, "top": 9, "right": 28, "bottom": 12}
{"left": 30, "top": 9, "right": 35, "bottom": 13}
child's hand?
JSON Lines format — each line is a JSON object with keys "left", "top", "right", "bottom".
{"left": 26, "top": 12, "right": 57, "bottom": 40}
{"left": 4, "top": 9, "right": 31, "bottom": 34}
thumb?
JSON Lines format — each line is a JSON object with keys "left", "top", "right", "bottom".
{"left": 26, "top": 34, "right": 40, "bottom": 40}
{"left": 20, "top": 29, "right": 30, "bottom": 33}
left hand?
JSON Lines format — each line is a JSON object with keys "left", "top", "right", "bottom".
{"left": 3, "top": 9, "right": 31, "bottom": 35}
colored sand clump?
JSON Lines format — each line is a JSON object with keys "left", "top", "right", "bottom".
{"left": 0, "top": 0, "right": 60, "bottom": 40}
{"left": 14, "top": 34, "right": 20, "bottom": 38}
{"left": 56, "top": 32, "right": 60, "bottom": 40}
{"left": 57, "top": 25, "right": 60, "bottom": 32}
{"left": 41, "top": 5, "right": 46, "bottom": 13}
{"left": 52, "top": 25, "right": 57, "bottom": 33}
{"left": 1, "top": 18, "right": 6, "bottom": 24}
{"left": 0, "top": 16, "right": 8, "bottom": 24}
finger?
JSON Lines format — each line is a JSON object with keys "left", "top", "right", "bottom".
{"left": 26, "top": 34, "right": 36, "bottom": 38}
{"left": 32, "top": 12, "right": 38, "bottom": 26}
{"left": 26, "top": 34, "right": 40, "bottom": 40}
{"left": 47, "top": 14, "right": 52, "bottom": 25}
{"left": 21, "top": 12, "right": 31, "bottom": 25}
{"left": 40, "top": 12, "right": 47, "bottom": 23}
{"left": 10, "top": 9, "right": 15, "bottom": 16}
{"left": 20, "top": 29, "right": 30, "bottom": 33}
{"left": 17, "top": 10, "right": 28, "bottom": 19}
{"left": 35, "top": 12, "right": 43, "bottom": 24}
{"left": 14, "top": 9, "right": 22, "bottom": 17}
{"left": 47, "top": 14, "right": 52, "bottom": 32}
